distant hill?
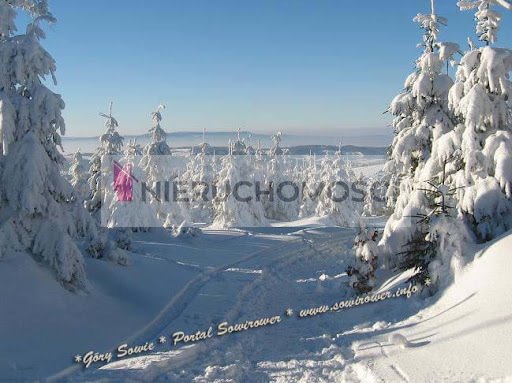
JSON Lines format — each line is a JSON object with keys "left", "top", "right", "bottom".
{"left": 62, "top": 129, "right": 391, "bottom": 155}
{"left": 283, "top": 145, "right": 387, "bottom": 156}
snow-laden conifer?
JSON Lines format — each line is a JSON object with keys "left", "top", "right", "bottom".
{"left": 384, "top": 4, "right": 458, "bottom": 211}
{"left": 0, "top": 1, "right": 90, "bottom": 288}
{"left": 68, "top": 149, "right": 90, "bottom": 202}
{"left": 380, "top": 2, "right": 460, "bottom": 271}
{"left": 212, "top": 152, "right": 267, "bottom": 228}
{"left": 314, "top": 153, "right": 360, "bottom": 226}
{"left": 442, "top": 0, "right": 512, "bottom": 240}
{"left": 86, "top": 102, "right": 124, "bottom": 213}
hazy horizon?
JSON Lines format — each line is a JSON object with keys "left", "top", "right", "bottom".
{"left": 61, "top": 127, "right": 392, "bottom": 154}
{"left": 63, "top": 126, "right": 390, "bottom": 139}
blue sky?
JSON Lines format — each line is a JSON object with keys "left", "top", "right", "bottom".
{"left": 35, "top": 0, "right": 512, "bottom": 137}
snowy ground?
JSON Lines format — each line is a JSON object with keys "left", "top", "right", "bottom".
{"left": 46, "top": 225, "right": 366, "bottom": 382}
{"left": 349, "top": 233, "right": 512, "bottom": 383}
{"left": 20, "top": 226, "right": 504, "bottom": 383}
{"left": 2, "top": 157, "right": 511, "bottom": 382}
{"left": 0, "top": 227, "right": 314, "bottom": 381}
{"left": 2, "top": 223, "right": 512, "bottom": 382}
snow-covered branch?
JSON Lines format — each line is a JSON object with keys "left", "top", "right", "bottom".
{"left": 495, "top": 0, "right": 512, "bottom": 10}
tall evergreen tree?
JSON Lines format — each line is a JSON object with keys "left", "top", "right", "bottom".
{"left": 445, "top": 0, "right": 512, "bottom": 240}
{"left": 181, "top": 144, "right": 215, "bottom": 224}
{"left": 315, "top": 153, "right": 360, "bottom": 226}
{"left": 382, "top": 0, "right": 512, "bottom": 289}
{"left": 86, "top": 102, "right": 124, "bottom": 214}
{"left": 212, "top": 153, "right": 267, "bottom": 228}
{"left": 83, "top": 102, "right": 130, "bottom": 262}
{"left": 139, "top": 105, "right": 190, "bottom": 228}
{"left": 384, "top": 3, "right": 458, "bottom": 212}
{"left": 262, "top": 132, "right": 300, "bottom": 221}
{"left": 299, "top": 154, "right": 321, "bottom": 218}
{"left": 380, "top": 1, "right": 460, "bottom": 269}
{"left": 0, "top": 0, "right": 90, "bottom": 288}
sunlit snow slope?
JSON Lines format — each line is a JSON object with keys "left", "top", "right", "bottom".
{"left": 349, "top": 232, "right": 512, "bottom": 382}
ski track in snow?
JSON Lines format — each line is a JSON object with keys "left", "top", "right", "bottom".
{"left": 50, "top": 225, "right": 443, "bottom": 383}
{"left": 50, "top": 229, "right": 317, "bottom": 382}
{"left": 51, "top": 227, "right": 358, "bottom": 382}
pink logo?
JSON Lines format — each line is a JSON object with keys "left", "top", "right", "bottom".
{"left": 113, "top": 161, "right": 138, "bottom": 202}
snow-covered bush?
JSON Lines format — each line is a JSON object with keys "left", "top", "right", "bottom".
{"left": 170, "top": 221, "right": 202, "bottom": 238}
{"left": 348, "top": 227, "right": 379, "bottom": 293}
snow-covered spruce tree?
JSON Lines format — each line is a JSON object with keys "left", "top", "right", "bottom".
{"left": 230, "top": 128, "right": 248, "bottom": 155}
{"left": 107, "top": 140, "right": 157, "bottom": 237}
{"left": 299, "top": 154, "right": 321, "bottom": 218}
{"left": 84, "top": 103, "right": 129, "bottom": 263}
{"left": 161, "top": 158, "right": 193, "bottom": 230}
{"left": 141, "top": 106, "right": 170, "bottom": 168}
{"left": 384, "top": 5, "right": 458, "bottom": 212}
{"left": 0, "top": 1, "right": 91, "bottom": 288}
{"left": 68, "top": 149, "right": 90, "bottom": 201}
{"left": 445, "top": 0, "right": 512, "bottom": 240}
{"left": 138, "top": 106, "right": 191, "bottom": 228}
{"left": 139, "top": 105, "right": 176, "bottom": 225}
{"left": 181, "top": 143, "right": 215, "bottom": 224}
{"left": 262, "top": 132, "right": 300, "bottom": 221}
{"left": 268, "top": 131, "right": 284, "bottom": 156}
{"left": 212, "top": 151, "right": 267, "bottom": 228}
{"left": 380, "top": 3, "right": 461, "bottom": 270}
{"left": 263, "top": 156, "right": 300, "bottom": 221}
{"left": 86, "top": 102, "right": 124, "bottom": 214}
{"left": 143, "top": 105, "right": 171, "bottom": 158}
{"left": 315, "top": 153, "right": 360, "bottom": 226}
